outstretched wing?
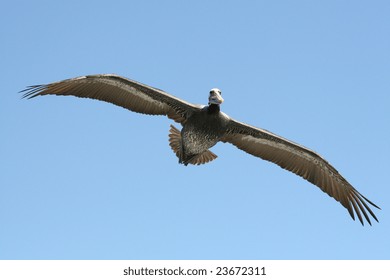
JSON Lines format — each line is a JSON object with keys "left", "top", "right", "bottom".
{"left": 222, "top": 118, "right": 380, "bottom": 225}
{"left": 21, "top": 74, "right": 201, "bottom": 124}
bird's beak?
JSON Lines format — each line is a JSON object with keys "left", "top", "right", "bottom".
{"left": 209, "top": 91, "right": 224, "bottom": 105}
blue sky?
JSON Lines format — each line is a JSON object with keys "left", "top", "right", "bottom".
{"left": 1, "top": 0, "right": 389, "bottom": 259}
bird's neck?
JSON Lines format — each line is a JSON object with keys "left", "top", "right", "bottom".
{"left": 207, "top": 104, "right": 220, "bottom": 114}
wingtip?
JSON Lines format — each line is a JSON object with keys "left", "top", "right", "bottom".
{"left": 19, "top": 85, "right": 46, "bottom": 99}
{"left": 360, "top": 193, "right": 381, "bottom": 210}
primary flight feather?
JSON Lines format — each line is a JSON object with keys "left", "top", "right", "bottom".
{"left": 21, "top": 74, "right": 380, "bottom": 225}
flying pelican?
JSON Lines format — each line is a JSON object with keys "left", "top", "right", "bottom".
{"left": 21, "top": 74, "right": 380, "bottom": 225}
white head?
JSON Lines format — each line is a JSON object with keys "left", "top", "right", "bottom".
{"left": 208, "top": 88, "right": 224, "bottom": 105}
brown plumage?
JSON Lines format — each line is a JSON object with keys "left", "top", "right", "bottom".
{"left": 21, "top": 74, "right": 380, "bottom": 225}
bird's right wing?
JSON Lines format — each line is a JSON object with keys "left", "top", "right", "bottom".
{"left": 21, "top": 74, "right": 202, "bottom": 124}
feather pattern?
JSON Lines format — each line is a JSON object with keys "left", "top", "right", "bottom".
{"left": 21, "top": 74, "right": 201, "bottom": 124}
{"left": 221, "top": 119, "right": 380, "bottom": 225}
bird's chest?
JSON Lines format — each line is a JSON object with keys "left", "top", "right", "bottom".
{"left": 181, "top": 113, "right": 227, "bottom": 154}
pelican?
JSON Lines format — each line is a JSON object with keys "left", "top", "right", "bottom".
{"left": 21, "top": 74, "right": 380, "bottom": 225}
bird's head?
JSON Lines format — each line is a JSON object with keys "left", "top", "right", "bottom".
{"left": 208, "top": 88, "right": 224, "bottom": 105}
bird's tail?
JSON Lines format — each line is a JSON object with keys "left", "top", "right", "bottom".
{"left": 168, "top": 125, "right": 217, "bottom": 165}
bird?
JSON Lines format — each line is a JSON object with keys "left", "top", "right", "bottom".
{"left": 21, "top": 74, "right": 380, "bottom": 225}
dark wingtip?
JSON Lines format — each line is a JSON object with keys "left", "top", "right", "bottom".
{"left": 346, "top": 189, "right": 380, "bottom": 226}
{"left": 19, "top": 85, "right": 46, "bottom": 99}
{"left": 360, "top": 193, "right": 381, "bottom": 210}
{"left": 358, "top": 192, "right": 380, "bottom": 224}
{"left": 346, "top": 202, "right": 355, "bottom": 221}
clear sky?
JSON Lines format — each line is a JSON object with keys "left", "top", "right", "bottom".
{"left": 1, "top": 0, "right": 389, "bottom": 260}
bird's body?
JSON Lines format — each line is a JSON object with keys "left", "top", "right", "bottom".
{"left": 21, "top": 74, "right": 380, "bottom": 225}
{"left": 179, "top": 105, "right": 229, "bottom": 164}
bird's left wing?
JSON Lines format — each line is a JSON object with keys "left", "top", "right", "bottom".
{"left": 221, "top": 118, "right": 380, "bottom": 225}
{"left": 21, "top": 74, "right": 201, "bottom": 124}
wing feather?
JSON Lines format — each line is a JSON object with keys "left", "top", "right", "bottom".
{"left": 222, "top": 119, "right": 380, "bottom": 225}
{"left": 21, "top": 74, "right": 201, "bottom": 124}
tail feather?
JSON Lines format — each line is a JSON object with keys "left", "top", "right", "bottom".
{"left": 168, "top": 124, "right": 182, "bottom": 159}
{"left": 187, "top": 150, "right": 218, "bottom": 165}
{"left": 168, "top": 125, "right": 217, "bottom": 165}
